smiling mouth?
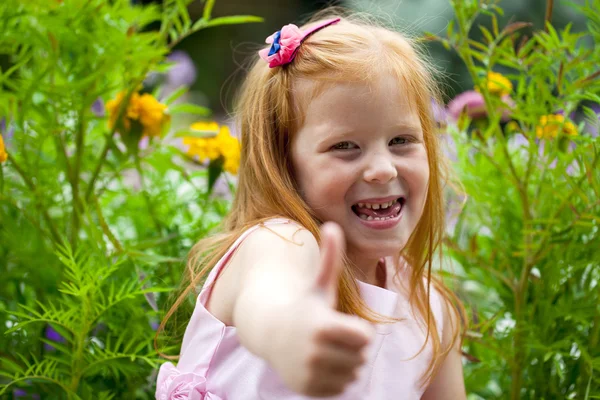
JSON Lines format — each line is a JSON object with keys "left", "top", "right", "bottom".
{"left": 351, "top": 198, "right": 405, "bottom": 221}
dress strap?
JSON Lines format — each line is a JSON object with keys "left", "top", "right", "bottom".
{"left": 199, "top": 218, "right": 297, "bottom": 300}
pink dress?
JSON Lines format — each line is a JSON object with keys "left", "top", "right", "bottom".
{"left": 156, "top": 219, "right": 444, "bottom": 400}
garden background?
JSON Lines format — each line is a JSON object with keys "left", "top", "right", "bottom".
{"left": 0, "top": 0, "right": 599, "bottom": 399}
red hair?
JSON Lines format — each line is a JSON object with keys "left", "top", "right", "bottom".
{"left": 157, "top": 10, "right": 465, "bottom": 387}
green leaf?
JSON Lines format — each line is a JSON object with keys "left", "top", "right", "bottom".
{"left": 207, "top": 157, "right": 224, "bottom": 195}
{"left": 479, "top": 25, "right": 494, "bottom": 44}
{"left": 204, "top": 15, "right": 264, "bottom": 28}
{"left": 163, "top": 85, "right": 188, "bottom": 105}
{"left": 447, "top": 20, "right": 455, "bottom": 39}
{"left": 202, "top": 0, "right": 216, "bottom": 21}
{"left": 167, "top": 103, "right": 211, "bottom": 116}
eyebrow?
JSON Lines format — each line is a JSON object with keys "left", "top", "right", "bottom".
{"left": 320, "top": 124, "right": 423, "bottom": 142}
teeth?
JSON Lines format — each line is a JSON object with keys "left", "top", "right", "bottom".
{"left": 354, "top": 199, "right": 400, "bottom": 209}
{"left": 356, "top": 211, "right": 398, "bottom": 221}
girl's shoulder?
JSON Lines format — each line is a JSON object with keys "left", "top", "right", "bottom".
{"left": 205, "top": 218, "right": 319, "bottom": 326}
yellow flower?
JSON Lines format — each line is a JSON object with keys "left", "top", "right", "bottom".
{"left": 137, "top": 94, "right": 169, "bottom": 137}
{"left": 183, "top": 122, "right": 241, "bottom": 174}
{"left": 190, "top": 121, "right": 219, "bottom": 132}
{"left": 536, "top": 114, "right": 577, "bottom": 139}
{"left": 0, "top": 135, "right": 7, "bottom": 163}
{"left": 215, "top": 126, "right": 241, "bottom": 174}
{"left": 106, "top": 91, "right": 169, "bottom": 138}
{"left": 477, "top": 72, "right": 513, "bottom": 97}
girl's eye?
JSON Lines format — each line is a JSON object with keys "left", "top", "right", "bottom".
{"left": 389, "top": 137, "right": 408, "bottom": 146}
{"left": 332, "top": 141, "right": 358, "bottom": 150}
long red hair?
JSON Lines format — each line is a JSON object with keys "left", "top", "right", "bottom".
{"left": 157, "top": 10, "right": 464, "bottom": 387}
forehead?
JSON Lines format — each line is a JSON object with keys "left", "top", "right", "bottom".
{"left": 292, "top": 73, "right": 421, "bottom": 137}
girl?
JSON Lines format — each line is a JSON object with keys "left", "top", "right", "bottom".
{"left": 156, "top": 11, "right": 466, "bottom": 400}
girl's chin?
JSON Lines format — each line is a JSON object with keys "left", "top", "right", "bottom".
{"left": 346, "top": 241, "right": 404, "bottom": 260}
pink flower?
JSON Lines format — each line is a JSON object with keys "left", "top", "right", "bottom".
{"left": 447, "top": 90, "right": 513, "bottom": 121}
{"left": 156, "top": 363, "right": 223, "bottom": 400}
{"left": 258, "top": 24, "right": 304, "bottom": 68}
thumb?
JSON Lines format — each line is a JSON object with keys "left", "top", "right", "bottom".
{"left": 314, "top": 222, "right": 346, "bottom": 307}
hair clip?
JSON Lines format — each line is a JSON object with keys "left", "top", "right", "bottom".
{"left": 258, "top": 17, "right": 341, "bottom": 68}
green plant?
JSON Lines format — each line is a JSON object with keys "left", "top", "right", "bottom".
{"left": 431, "top": 0, "right": 600, "bottom": 398}
{"left": 0, "top": 0, "right": 258, "bottom": 398}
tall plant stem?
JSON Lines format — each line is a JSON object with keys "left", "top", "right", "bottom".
{"left": 69, "top": 290, "right": 91, "bottom": 392}
{"left": 7, "top": 153, "right": 63, "bottom": 246}
{"left": 84, "top": 77, "right": 148, "bottom": 203}
{"left": 544, "top": 0, "right": 554, "bottom": 33}
{"left": 70, "top": 107, "right": 86, "bottom": 249}
{"left": 455, "top": 5, "right": 533, "bottom": 397}
{"left": 134, "top": 154, "right": 163, "bottom": 234}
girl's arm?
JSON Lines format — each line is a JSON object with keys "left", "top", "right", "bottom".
{"left": 230, "top": 223, "right": 373, "bottom": 397}
{"left": 421, "top": 300, "right": 467, "bottom": 400}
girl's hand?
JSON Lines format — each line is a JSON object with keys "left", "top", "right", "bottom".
{"left": 267, "top": 222, "right": 374, "bottom": 397}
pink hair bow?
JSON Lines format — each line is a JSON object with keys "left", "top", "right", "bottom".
{"left": 258, "top": 17, "right": 341, "bottom": 68}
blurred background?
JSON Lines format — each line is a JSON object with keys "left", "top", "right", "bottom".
{"left": 1, "top": 0, "right": 598, "bottom": 398}
{"left": 148, "top": 0, "right": 586, "bottom": 117}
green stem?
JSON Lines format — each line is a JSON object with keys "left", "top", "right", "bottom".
{"left": 84, "top": 77, "right": 150, "bottom": 203}
{"left": 84, "top": 136, "right": 112, "bottom": 202}
{"left": 544, "top": 0, "right": 554, "bottom": 33}
{"left": 456, "top": 7, "right": 533, "bottom": 398}
{"left": 0, "top": 193, "right": 53, "bottom": 242}
{"left": 69, "top": 287, "right": 92, "bottom": 392}
{"left": 7, "top": 153, "right": 63, "bottom": 246}
{"left": 91, "top": 193, "right": 123, "bottom": 253}
{"left": 70, "top": 108, "right": 86, "bottom": 249}
{"left": 134, "top": 154, "right": 163, "bottom": 234}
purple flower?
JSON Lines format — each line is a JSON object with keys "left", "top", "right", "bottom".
{"left": 440, "top": 133, "right": 457, "bottom": 163}
{"left": 566, "top": 160, "right": 579, "bottom": 176}
{"left": 13, "top": 388, "right": 40, "bottom": 399}
{"left": 91, "top": 98, "right": 105, "bottom": 117}
{"left": 556, "top": 109, "right": 576, "bottom": 120}
{"left": 139, "top": 135, "right": 149, "bottom": 150}
{"left": 211, "top": 176, "right": 235, "bottom": 200}
{"left": 1, "top": 118, "right": 15, "bottom": 145}
{"left": 447, "top": 91, "right": 513, "bottom": 122}
{"left": 447, "top": 91, "right": 487, "bottom": 120}
{"left": 508, "top": 133, "right": 529, "bottom": 151}
{"left": 431, "top": 99, "right": 447, "bottom": 124}
{"left": 585, "top": 104, "right": 600, "bottom": 137}
{"left": 44, "top": 325, "right": 66, "bottom": 351}
{"left": 166, "top": 51, "right": 197, "bottom": 89}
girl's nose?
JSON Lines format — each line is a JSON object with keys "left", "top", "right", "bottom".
{"left": 363, "top": 155, "right": 398, "bottom": 184}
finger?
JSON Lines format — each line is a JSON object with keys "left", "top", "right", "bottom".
{"left": 311, "top": 345, "right": 366, "bottom": 374}
{"left": 314, "top": 222, "right": 345, "bottom": 305}
{"left": 317, "top": 315, "right": 374, "bottom": 351}
{"left": 306, "top": 371, "right": 358, "bottom": 398}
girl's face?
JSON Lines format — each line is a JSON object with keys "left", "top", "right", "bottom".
{"left": 290, "top": 74, "right": 430, "bottom": 261}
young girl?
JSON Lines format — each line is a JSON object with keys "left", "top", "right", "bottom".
{"left": 156, "top": 11, "right": 466, "bottom": 400}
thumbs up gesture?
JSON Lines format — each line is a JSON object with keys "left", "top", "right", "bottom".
{"left": 268, "top": 222, "right": 375, "bottom": 397}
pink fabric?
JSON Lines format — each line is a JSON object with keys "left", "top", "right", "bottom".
{"left": 156, "top": 219, "right": 444, "bottom": 399}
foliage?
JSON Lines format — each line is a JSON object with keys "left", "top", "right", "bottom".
{"left": 2, "top": 0, "right": 599, "bottom": 398}
{"left": 430, "top": 0, "right": 600, "bottom": 398}
{"left": 0, "top": 0, "right": 257, "bottom": 398}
